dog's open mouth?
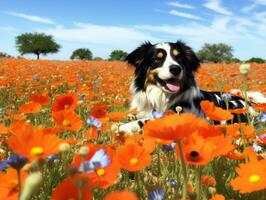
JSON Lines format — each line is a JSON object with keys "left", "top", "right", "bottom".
{"left": 157, "top": 77, "right": 181, "bottom": 93}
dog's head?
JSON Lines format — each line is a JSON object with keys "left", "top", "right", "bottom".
{"left": 126, "top": 41, "right": 200, "bottom": 93}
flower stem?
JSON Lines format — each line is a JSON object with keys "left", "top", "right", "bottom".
{"left": 17, "top": 169, "right": 22, "bottom": 198}
{"left": 196, "top": 166, "right": 202, "bottom": 200}
{"left": 177, "top": 140, "right": 188, "bottom": 200}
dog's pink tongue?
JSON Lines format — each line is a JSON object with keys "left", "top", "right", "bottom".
{"left": 166, "top": 82, "right": 180, "bottom": 92}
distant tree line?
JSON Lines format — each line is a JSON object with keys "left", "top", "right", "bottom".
{"left": 9, "top": 32, "right": 265, "bottom": 63}
{"left": 0, "top": 52, "right": 12, "bottom": 58}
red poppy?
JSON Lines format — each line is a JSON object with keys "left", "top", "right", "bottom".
{"left": 52, "top": 93, "right": 78, "bottom": 112}
{"left": 91, "top": 102, "right": 108, "bottom": 118}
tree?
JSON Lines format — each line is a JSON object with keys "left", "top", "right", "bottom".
{"left": 197, "top": 43, "right": 233, "bottom": 63}
{"left": 109, "top": 50, "right": 128, "bottom": 61}
{"left": 0, "top": 52, "right": 12, "bottom": 58}
{"left": 246, "top": 57, "right": 265, "bottom": 64}
{"left": 70, "top": 48, "right": 93, "bottom": 60}
{"left": 16, "top": 33, "right": 60, "bottom": 60}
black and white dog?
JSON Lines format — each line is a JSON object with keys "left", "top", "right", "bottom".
{"left": 119, "top": 41, "right": 266, "bottom": 133}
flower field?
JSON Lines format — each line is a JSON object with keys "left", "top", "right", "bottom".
{"left": 0, "top": 58, "right": 266, "bottom": 200}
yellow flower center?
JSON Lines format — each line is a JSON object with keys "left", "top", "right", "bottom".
{"left": 156, "top": 139, "right": 162, "bottom": 143}
{"left": 31, "top": 147, "right": 44, "bottom": 156}
{"left": 249, "top": 175, "right": 260, "bottom": 183}
{"left": 236, "top": 131, "right": 241, "bottom": 136}
{"left": 9, "top": 179, "right": 18, "bottom": 188}
{"left": 62, "top": 119, "right": 71, "bottom": 126}
{"left": 96, "top": 169, "right": 105, "bottom": 176}
{"left": 64, "top": 104, "right": 70, "bottom": 109}
{"left": 130, "top": 158, "right": 138, "bottom": 165}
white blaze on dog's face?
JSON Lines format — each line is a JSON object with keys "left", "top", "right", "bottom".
{"left": 125, "top": 41, "right": 200, "bottom": 95}
{"left": 154, "top": 43, "right": 183, "bottom": 93}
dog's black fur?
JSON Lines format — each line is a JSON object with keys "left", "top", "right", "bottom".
{"left": 125, "top": 41, "right": 247, "bottom": 121}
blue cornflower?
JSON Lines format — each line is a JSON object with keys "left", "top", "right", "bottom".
{"left": 253, "top": 143, "right": 263, "bottom": 152}
{"left": 257, "top": 112, "right": 266, "bottom": 123}
{"left": 221, "top": 93, "right": 232, "bottom": 101}
{"left": 148, "top": 189, "right": 165, "bottom": 200}
{"left": 0, "top": 154, "right": 28, "bottom": 170}
{"left": 86, "top": 116, "right": 101, "bottom": 128}
{"left": 152, "top": 111, "right": 164, "bottom": 119}
{"left": 79, "top": 149, "right": 110, "bottom": 173}
{"left": 162, "top": 142, "right": 176, "bottom": 152}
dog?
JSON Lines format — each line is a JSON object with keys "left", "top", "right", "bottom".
{"left": 118, "top": 41, "right": 266, "bottom": 133}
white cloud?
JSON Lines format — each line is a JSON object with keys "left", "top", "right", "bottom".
{"left": 242, "top": 0, "right": 266, "bottom": 12}
{"left": 43, "top": 23, "right": 159, "bottom": 44}
{"left": 256, "top": 0, "right": 266, "bottom": 5}
{"left": 135, "top": 14, "right": 266, "bottom": 59}
{"left": 169, "top": 10, "right": 202, "bottom": 20}
{"left": 167, "top": 1, "right": 194, "bottom": 9}
{"left": 6, "top": 11, "right": 55, "bottom": 24}
{"left": 204, "top": 0, "right": 232, "bottom": 15}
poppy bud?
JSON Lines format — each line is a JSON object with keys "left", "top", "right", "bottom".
{"left": 78, "top": 146, "right": 89, "bottom": 157}
{"left": 239, "top": 63, "right": 250, "bottom": 74}
{"left": 59, "top": 142, "right": 71, "bottom": 153}
{"left": 20, "top": 172, "right": 43, "bottom": 200}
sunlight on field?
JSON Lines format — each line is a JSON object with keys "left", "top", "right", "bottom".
{"left": 0, "top": 58, "right": 266, "bottom": 200}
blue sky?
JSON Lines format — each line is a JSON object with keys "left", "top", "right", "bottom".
{"left": 1, "top": 0, "right": 266, "bottom": 60}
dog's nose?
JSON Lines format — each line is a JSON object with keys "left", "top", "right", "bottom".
{"left": 169, "top": 65, "right": 182, "bottom": 75}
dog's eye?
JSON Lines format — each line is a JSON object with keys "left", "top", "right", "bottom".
{"left": 173, "top": 49, "right": 179, "bottom": 56}
{"left": 156, "top": 52, "right": 164, "bottom": 59}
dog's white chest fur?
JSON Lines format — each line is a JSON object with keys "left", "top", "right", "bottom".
{"left": 131, "top": 84, "right": 171, "bottom": 118}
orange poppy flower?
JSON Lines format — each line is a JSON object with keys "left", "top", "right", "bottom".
{"left": 8, "top": 123, "right": 63, "bottom": 161}
{"left": 209, "top": 194, "right": 225, "bottom": 200}
{"left": 52, "top": 110, "right": 83, "bottom": 131}
{"left": 230, "top": 159, "right": 266, "bottom": 193}
{"left": 51, "top": 176, "right": 92, "bottom": 200}
{"left": 126, "top": 134, "right": 157, "bottom": 154}
{"left": 19, "top": 102, "right": 41, "bottom": 114}
{"left": 176, "top": 132, "right": 234, "bottom": 165}
{"left": 90, "top": 102, "right": 108, "bottom": 118}
{"left": 103, "top": 190, "right": 138, "bottom": 200}
{"left": 143, "top": 114, "right": 200, "bottom": 141}
{"left": 84, "top": 127, "right": 98, "bottom": 140}
{"left": 0, "top": 124, "right": 8, "bottom": 134}
{"left": 225, "top": 123, "right": 255, "bottom": 139}
{"left": 0, "top": 168, "right": 27, "bottom": 200}
{"left": 201, "top": 175, "right": 216, "bottom": 186}
{"left": 52, "top": 93, "right": 78, "bottom": 112}
{"left": 252, "top": 103, "right": 266, "bottom": 112}
{"left": 225, "top": 149, "right": 247, "bottom": 160}
{"left": 200, "top": 100, "right": 233, "bottom": 121}
{"left": 107, "top": 112, "right": 128, "bottom": 121}
{"left": 72, "top": 145, "right": 120, "bottom": 189}
{"left": 12, "top": 113, "right": 26, "bottom": 121}
{"left": 228, "top": 108, "right": 248, "bottom": 114}
{"left": 29, "top": 94, "right": 50, "bottom": 105}
{"left": 117, "top": 142, "right": 151, "bottom": 171}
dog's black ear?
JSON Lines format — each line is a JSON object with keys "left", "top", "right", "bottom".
{"left": 125, "top": 42, "right": 152, "bottom": 67}
{"left": 176, "top": 41, "right": 200, "bottom": 72}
